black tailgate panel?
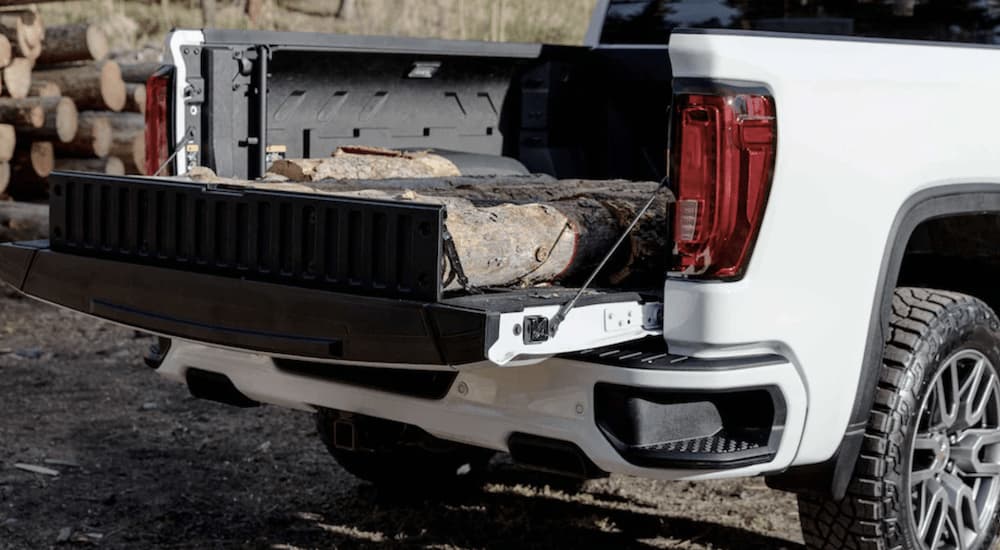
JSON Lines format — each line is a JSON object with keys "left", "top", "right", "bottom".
{"left": 0, "top": 240, "right": 646, "bottom": 365}
{"left": 0, "top": 243, "right": 488, "bottom": 364}
{"left": 48, "top": 172, "right": 444, "bottom": 301}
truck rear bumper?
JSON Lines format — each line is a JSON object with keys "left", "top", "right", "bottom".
{"left": 158, "top": 338, "right": 807, "bottom": 480}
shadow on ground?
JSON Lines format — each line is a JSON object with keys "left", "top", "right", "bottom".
{"left": 10, "top": 416, "right": 803, "bottom": 549}
{"left": 0, "top": 296, "right": 803, "bottom": 549}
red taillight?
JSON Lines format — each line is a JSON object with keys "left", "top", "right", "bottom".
{"left": 670, "top": 88, "right": 777, "bottom": 280}
{"left": 145, "top": 66, "right": 173, "bottom": 176}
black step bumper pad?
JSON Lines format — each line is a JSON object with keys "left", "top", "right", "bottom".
{"left": 0, "top": 241, "right": 491, "bottom": 365}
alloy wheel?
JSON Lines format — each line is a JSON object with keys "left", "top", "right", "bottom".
{"left": 908, "top": 349, "right": 1000, "bottom": 549}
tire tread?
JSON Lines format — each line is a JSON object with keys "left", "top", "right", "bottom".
{"left": 799, "top": 288, "right": 993, "bottom": 550}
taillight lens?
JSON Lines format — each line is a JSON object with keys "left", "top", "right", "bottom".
{"left": 145, "top": 66, "right": 173, "bottom": 176}
{"left": 670, "top": 87, "right": 777, "bottom": 280}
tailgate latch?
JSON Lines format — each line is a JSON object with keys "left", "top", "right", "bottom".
{"left": 522, "top": 316, "right": 550, "bottom": 345}
{"left": 489, "top": 299, "right": 663, "bottom": 366}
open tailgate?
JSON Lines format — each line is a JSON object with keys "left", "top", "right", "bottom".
{"left": 0, "top": 172, "right": 662, "bottom": 366}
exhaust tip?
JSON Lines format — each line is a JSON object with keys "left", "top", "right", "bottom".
{"left": 186, "top": 368, "right": 260, "bottom": 408}
{"left": 507, "top": 433, "right": 607, "bottom": 480}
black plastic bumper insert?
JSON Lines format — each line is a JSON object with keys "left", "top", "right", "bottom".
{"left": 595, "top": 383, "right": 786, "bottom": 469}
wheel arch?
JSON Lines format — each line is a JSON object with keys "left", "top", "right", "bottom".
{"left": 768, "top": 183, "right": 1000, "bottom": 498}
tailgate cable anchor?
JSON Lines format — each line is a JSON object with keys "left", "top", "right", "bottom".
{"left": 548, "top": 177, "right": 670, "bottom": 338}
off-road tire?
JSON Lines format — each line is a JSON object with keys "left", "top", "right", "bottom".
{"left": 316, "top": 409, "right": 494, "bottom": 490}
{"left": 798, "top": 288, "right": 1000, "bottom": 549}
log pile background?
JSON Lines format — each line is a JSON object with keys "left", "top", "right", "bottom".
{"left": 0, "top": 8, "right": 152, "bottom": 204}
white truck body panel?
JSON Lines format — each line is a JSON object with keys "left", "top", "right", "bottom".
{"left": 665, "top": 31, "right": 1000, "bottom": 464}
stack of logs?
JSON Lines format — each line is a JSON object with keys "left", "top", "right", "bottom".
{"left": 0, "top": 10, "right": 155, "bottom": 200}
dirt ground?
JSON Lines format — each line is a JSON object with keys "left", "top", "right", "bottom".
{"left": 0, "top": 289, "right": 804, "bottom": 550}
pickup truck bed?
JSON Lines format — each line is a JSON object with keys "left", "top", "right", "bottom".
{"left": 164, "top": 29, "right": 669, "bottom": 182}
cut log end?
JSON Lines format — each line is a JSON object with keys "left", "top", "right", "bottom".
{"left": 0, "top": 123, "right": 15, "bottom": 162}
{"left": 132, "top": 133, "right": 145, "bottom": 174}
{"left": 85, "top": 24, "right": 109, "bottom": 61}
{"left": 54, "top": 96, "right": 78, "bottom": 143}
{"left": 90, "top": 115, "right": 112, "bottom": 158}
{"left": 8, "top": 141, "right": 52, "bottom": 199}
{"left": 0, "top": 10, "right": 42, "bottom": 61}
{"left": 0, "top": 34, "right": 11, "bottom": 68}
{"left": 100, "top": 60, "right": 126, "bottom": 112}
{"left": 30, "top": 141, "right": 53, "bottom": 177}
{"left": 3, "top": 57, "right": 31, "bottom": 98}
{"left": 125, "top": 82, "right": 146, "bottom": 114}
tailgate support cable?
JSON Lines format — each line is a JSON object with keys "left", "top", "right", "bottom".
{"left": 442, "top": 226, "right": 478, "bottom": 293}
{"left": 548, "top": 177, "right": 670, "bottom": 337}
{"left": 153, "top": 134, "right": 193, "bottom": 176}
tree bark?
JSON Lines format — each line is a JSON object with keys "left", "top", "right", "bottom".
{"left": 117, "top": 132, "right": 144, "bottom": 174}
{"left": 55, "top": 111, "right": 111, "bottom": 158}
{"left": 124, "top": 82, "right": 145, "bottom": 113}
{"left": 0, "top": 199, "right": 45, "bottom": 243}
{"left": 118, "top": 62, "right": 159, "bottom": 84}
{"left": 14, "top": 96, "right": 77, "bottom": 143}
{"left": 187, "top": 170, "right": 673, "bottom": 288}
{"left": 36, "top": 23, "right": 109, "bottom": 65}
{"left": 0, "top": 9, "right": 41, "bottom": 60}
{"left": 2, "top": 57, "right": 30, "bottom": 98}
{"left": 0, "top": 161, "right": 8, "bottom": 194}
{"left": 105, "top": 111, "right": 144, "bottom": 173}
{"left": 306, "top": 177, "right": 670, "bottom": 286}
{"left": 0, "top": 96, "right": 42, "bottom": 128}
{"left": 7, "top": 141, "right": 53, "bottom": 199}
{"left": 33, "top": 61, "right": 126, "bottom": 111}
{"left": 268, "top": 148, "right": 461, "bottom": 181}
{"left": 28, "top": 79, "right": 60, "bottom": 97}
{"left": 55, "top": 155, "right": 124, "bottom": 175}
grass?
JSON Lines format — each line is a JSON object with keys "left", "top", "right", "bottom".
{"left": 36, "top": 0, "right": 599, "bottom": 53}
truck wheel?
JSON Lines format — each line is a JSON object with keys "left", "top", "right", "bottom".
{"left": 799, "top": 288, "right": 1000, "bottom": 549}
{"left": 315, "top": 409, "right": 494, "bottom": 490}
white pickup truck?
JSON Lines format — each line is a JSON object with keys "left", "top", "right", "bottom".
{"left": 3, "top": 1, "right": 1000, "bottom": 548}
